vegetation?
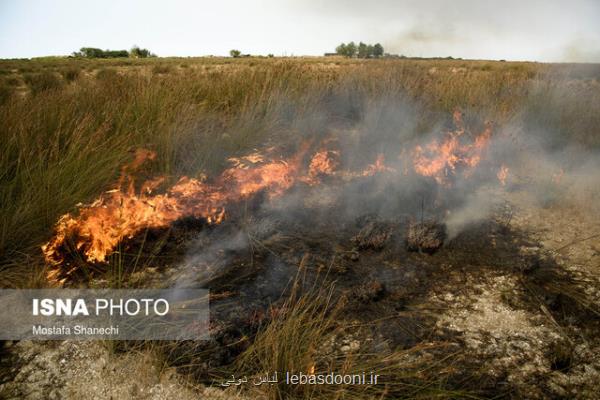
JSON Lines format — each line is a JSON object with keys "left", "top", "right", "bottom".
{"left": 23, "top": 71, "right": 63, "bottom": 94}
{"left": 0, "top": 56, "right": 599, "bottom": 283}
{"left": 0, "top": 55, "right": 599, "bottom": 398}
{"left": 230, "top": 49, "right": 241, "bottom": 58}
{"left": 336, "top": 42, "right": 384, "bottom": 58}
{"left": 129, "top": 45, "right": 155, "bottom": 58}
{"left": 227, "top": 270, "right": 471, "bottom": 400}
{"left": 72, "top": 46, "right": 155, "bottom": 59}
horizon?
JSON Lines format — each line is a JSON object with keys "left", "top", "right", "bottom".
{"left": 1, "top": 0, "right": 600, "bottom": 63}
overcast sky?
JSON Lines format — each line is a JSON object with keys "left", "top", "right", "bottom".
{"left": 1, "top": 0, "right": 599, "bottom": 62}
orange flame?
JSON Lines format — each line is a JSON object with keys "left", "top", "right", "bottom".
{"left": 362, "top": 154, "right": 396, "bottom": 176}
{"left": 497, "top": 164, "right": 509, "bottom": 186}
{"left": 306, "top": 150, "right": 340, "bottom": 184}
{"left": 43, "top": 145, "right": 309, "bottom": 278}
{"left": 411, "top": 119, "right": 492, "bottom": 185}
{"left": 43, "top": 113, "right": 502, "bottom": 282}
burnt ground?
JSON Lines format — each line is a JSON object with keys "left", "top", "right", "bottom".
{"left": 2, "top": 178, "right": 600, "bottom": 399}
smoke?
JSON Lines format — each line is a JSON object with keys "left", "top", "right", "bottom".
{"left": 176, "top": 228, "right": 249, "bottom": 288}
{"left": 172, "top": 68, "right": 600, "bottom": 292}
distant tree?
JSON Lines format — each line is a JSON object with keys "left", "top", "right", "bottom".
{"left": 78, "top": 47, "right": 104, "bottom": 58}
{"left": 346, "top": 41, "right": 357, "bottom": 57}
{"left": 105, "top": 49, "right": 129, "bottom": 58}
{"left": 357, "top": 42, "right": 369, "bottom": 58}
{"left": 267, "top": 53, "right": 274, "bottom": 58}
{"left": 373, "top": 43, "right": 384, "bottom": 58}
{"left": 230, "top": 49, "right": 241, "bottom": 58}
{"left": 130, "top": 46, "right": 155, "bottom": 58}
{"left": 74, "top": 47, "right": 146, "bottom": 58}
{"left": 336, "top": 42, "right": 358, "bottom": 58}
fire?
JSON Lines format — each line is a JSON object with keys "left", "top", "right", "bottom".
{"left": 43, "top": 111, "right": 505, "bottom": 283}
{"left": 411, "top": 117, "right": 492, "bottom": 185}
{"left": 306, "top": 150, "right": 340, "bottom": 183}
{"left": 497, "top": 164, "right": 509, "bottom": 186}
{"left": 362, "top": 154, "right": 396, "bottom": 176}
{"left": 43, "top": 146, "right": 309, "bottom": 280}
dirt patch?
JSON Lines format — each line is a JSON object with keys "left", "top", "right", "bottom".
{"left": 0, "top": 341, "right": 251, "bottom": 400}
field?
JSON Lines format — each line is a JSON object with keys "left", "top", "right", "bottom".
{"left": 1, "top": 57, "right": 600, "bottom": 398}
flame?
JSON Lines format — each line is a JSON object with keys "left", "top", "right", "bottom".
{"left": 43, "top": 112, "right": 504, "bottom": 283}
{"left": 306, "top": 150, "right": 340, "bottom": 184}
{"left": 43, "top": 145, "right": 309, "bottom": 279}
{"left": 362, "top": 154, "right": 396, "bottom": 176}
{"left": 497, "top": 164, "right": 509, "bottom": 186}
{"left": 411, "top": 118, "right": 492, "bottom": 185}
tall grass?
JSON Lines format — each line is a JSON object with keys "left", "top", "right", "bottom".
{"left": 233, "top": 272, "right": 472, "bottom": 400}
{"left": 1, "top": 57, "right": 599, "bottom": 281}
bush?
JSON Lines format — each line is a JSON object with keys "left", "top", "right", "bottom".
{"left": 23, "top": 72, "right": 63, "bottom": 94}
{"left": 151, "top": 64, "right": 172, "bottom": 75}
{"left": 95, "top": 68, "right": 118, "bottom": 80}
{"left": 5, "top": 76, "right": 21, "bottom": 86}
{"left": 74, "top": 47, "right": 129, "bottom": 58}
{"left": 60, "top": 67, "right": 81, "bottom": 82}
{"left": 130, "top": 46, "right": 155, "bottom": 58}
{"left": 0, "top": 83, "right": 13, "bottom": 104}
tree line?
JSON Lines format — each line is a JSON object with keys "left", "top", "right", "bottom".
{"left": 72, "top": 46, "right": 156, "bottom": 59}
{"left": 335, "top": 42, "right": 384, "bottom": 58}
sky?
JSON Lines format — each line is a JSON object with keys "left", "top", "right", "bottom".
{"left": 1, "top": 0, "right": 599, "bottom": 62}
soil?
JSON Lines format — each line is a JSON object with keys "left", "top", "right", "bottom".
{"left": 0, "top": 341, "right": 250, "bottom": 400}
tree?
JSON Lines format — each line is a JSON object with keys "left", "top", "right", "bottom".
{"left": 336, "top": 42, "right": 357, "bottom": 58}
{"left": 358, "top": 42, "right": 368, "bottom": 58}
{"left": 74, "top": 47, "right": 128, "bottom": 58}
{"left": 230, "top": 49, "right": 241, "bottom": 58}
{"left": 346, "top": 41, "right": 357, "bottom": 57}
{"left": 73, "top": 46, "right": 152, "bottom": 58}
{"left": 366, "top": 44, "right": 374, "bottom": 58}
{"left": 78, "top": 47, "right": 104, "bottom": 58}
{"left": 335, "top": 43, "right": 347, "bottom": 56}
{"left": 105, "top": 50, "right": 129, "bottom": 58}
{"left": 130, "top": 46, "right": 155, "bottom": 58}
{"left": 373, "top": 43, "right": 384, "bottom": 58}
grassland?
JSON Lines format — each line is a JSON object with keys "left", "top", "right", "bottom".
{"left": 1, "top": 56, "right": 600, "bottom": 284}
{"left": 1, "top": 56, "right": 600, "bottom": 399}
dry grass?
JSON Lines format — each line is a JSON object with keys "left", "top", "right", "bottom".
{"left": 232, "top": 270, "right": 472, "bottom": 400}
{"left": 2, "top": 56, "right": 599, "bottom": 398}
{"left": 1, "top": 56, "right": 599, "bottom": 282}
